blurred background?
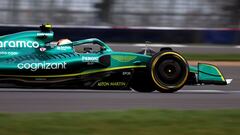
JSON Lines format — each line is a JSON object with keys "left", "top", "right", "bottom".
{"left": 0, "top": 2, "right": 239, "bottom": 134}
{"left": 0, "top": 0, "right": 239, "bottom": 45}
{"left": 0, "top": 0, "right": 239, "bottom": 28}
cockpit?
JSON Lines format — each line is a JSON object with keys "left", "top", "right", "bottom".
{"left": 46, "top": 38, "right": 107, "bottom": 54}
{"left": 40, "top": 24, "right": 111, "bottom": 53}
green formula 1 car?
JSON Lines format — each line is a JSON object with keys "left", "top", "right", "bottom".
{"left": 0, "top": 24, "right": 232, "bottom": 93}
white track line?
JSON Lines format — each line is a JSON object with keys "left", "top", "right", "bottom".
{"left": 178, "top": 90, "right": 240, "bottom": 94}
{"left": 132, "top": 43, "right": 239, "bottom": 49}
{"left": 178, "top": 90, "right": 223, "bottom": 93}
{"left": 110, "top": 43, "right": 240, "bottom": 49}
{"left": 134, "top": 44, "right": 187, "bottom": 48}
{"left": 0, "top": 24, "right": 239, "bottom": 31}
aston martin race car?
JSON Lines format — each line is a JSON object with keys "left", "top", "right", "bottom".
{"left": 0, "top": 24, "right": 231, "bottom": 92}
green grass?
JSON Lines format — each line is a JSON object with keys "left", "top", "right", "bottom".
{"left": 0, "top": 109, "right": 240, "bottom": 135}
{"left": 183, "top": 54, "right": 240, "bottom": 61}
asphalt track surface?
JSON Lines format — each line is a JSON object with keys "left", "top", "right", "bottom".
{"left": 0, "top": 44, "right": 239, "bottom": 112}
{"left": 0, "top": 88, "right": 240, "bottom": 112}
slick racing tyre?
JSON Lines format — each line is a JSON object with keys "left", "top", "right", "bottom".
{"left": 149, "top": 51, "right": 189, "bottom": 93}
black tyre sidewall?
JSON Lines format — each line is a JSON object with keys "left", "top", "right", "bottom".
{"left": 149, "top": 51, "right": 189, "bottom": 93}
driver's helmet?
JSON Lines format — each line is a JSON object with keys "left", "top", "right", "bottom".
{"left": 57, "top": 39, "right": 72, "bottom": 46}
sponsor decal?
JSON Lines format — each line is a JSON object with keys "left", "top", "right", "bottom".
{"left": 0, "top": 41, "right": 40, "bottom": 48}
{"left": 122, "top": 72, "right": 131, "bottom": 75}
{"left": 0, "top": 51, "right": 18, "bottom": 55}
{"left": 112, "top": 55, "right": 137, "bottom": 62}
{"left": 17, "top": 61, "right": 67, "bottom": 71}
{"left": 56, "top": 46, "right": 72, "bottom": 51}
{"left": 97, "top": 82, "right": 127, "bottom": 87}
{"left": 82, "top": 56, "right": 98, "bottom": 62}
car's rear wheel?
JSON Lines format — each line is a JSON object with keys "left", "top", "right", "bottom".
{"left": 149, "top": 51, "right": 189, "bottom": 93}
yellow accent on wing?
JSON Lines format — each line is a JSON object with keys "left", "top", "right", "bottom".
{"left": 205, "top": 64, "right": 225, "bottom": 82}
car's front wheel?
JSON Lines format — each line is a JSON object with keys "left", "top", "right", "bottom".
{"left": 149, "top": 51, "right": 189, "bottom": 93}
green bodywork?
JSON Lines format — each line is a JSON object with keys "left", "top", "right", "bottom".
{"left": 189, "top": 64, "right": 225, "bottom": 84}
{"left": 0, "top": 27, "right": 227, "bottom": 86}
